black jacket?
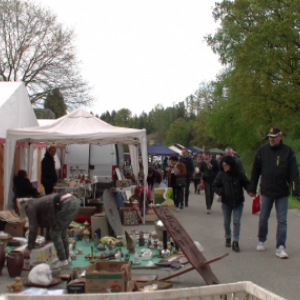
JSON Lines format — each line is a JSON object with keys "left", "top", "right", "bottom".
{"left": 14, "top": 177, "right": 39, "bottom": 198}
{"left": 41, "top": 152, "right": 57, "bottom": 186}
{"left": 200, "top": 158, "right": 219, "bottom": 184}
{"left": 179, "top": 156, "right": 194, "bottom": 178}
{"left": 249, "top": 142, "right": 299, "bottom": 198}
{"left": 213, "top": 171, "right": 250, "bottom": 207}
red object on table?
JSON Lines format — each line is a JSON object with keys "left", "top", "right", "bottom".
{"left": 252, "top": 195, "right": 261, "bottom": 214}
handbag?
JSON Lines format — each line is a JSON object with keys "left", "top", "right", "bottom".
{"left": 252, "top": 195, "right": 260, "bottom": 214}
{"left": 175, "top": 177, "right": 186, "bottom": 188}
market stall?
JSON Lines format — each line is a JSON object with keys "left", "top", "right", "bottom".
{"left": 4, "top": 109, "right": 148, "bottom": 222}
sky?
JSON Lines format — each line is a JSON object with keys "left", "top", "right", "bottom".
{"left": 38, "top": 0, "right": 223, "bottom": 116}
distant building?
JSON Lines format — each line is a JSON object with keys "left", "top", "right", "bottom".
{"left": 34, "top": 108, "right": 55, "bottom": 119}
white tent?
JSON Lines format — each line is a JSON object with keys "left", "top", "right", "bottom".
{"left": 4, "top": 109, "right": 148, "bottom": 219}
{"left": 0, "top": 82, "right": 38, "bottom": 138}
{"left": 0, "top": 82, "right": 38, "bottom": 209}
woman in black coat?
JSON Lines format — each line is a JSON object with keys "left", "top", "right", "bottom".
{"left": 14, "top": 170, "right": 40, "bottom": 198}
{"left": 212, "top": 156, "right": 250, "bottom": 252}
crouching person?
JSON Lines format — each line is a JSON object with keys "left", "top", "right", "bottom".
{"left": 24, "top": 193, "right": 81, "bottom": 269}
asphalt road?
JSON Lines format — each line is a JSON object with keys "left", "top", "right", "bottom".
{"left": 0, "top": 189, "right": 299, "bottom": 299}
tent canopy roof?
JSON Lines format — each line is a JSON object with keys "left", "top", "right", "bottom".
{"left": 0, "top": 82, "right": 38, "bottom": 138}
{"left": 7, "top": 109, "right": 145, "bottom": 145}
{"left": 209, "top": 148, "right": 225, "bottom": 154}
{"left": 147, "top": 143, "right": 178, "bottom": 156}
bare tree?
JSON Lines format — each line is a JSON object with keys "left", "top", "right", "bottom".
{"left": 0, "top": 0, "right": 93, "bottom": 108}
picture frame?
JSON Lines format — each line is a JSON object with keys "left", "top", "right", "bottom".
{"left": 138, "top": 280, "right": 173, "bottom": 291}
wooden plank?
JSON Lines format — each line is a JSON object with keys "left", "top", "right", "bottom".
{"left": 153, "top": 205, "right": 221, "bottom": 285}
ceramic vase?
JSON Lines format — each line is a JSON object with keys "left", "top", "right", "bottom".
{"left": 7, "top": 251, "right": 24, "bottom": 277}
{"left": 0, "top": 243, "right": 5, "bottom": 275}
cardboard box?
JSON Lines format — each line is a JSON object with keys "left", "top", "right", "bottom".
{"left": 145, "top": 214, "right": 157, "bottom": 224}
{"left": 4, "top": 222, "right": 26, "bottom": 237}
{"left": 85, "top": 261, "right": 131, "bottom": 293}
{"left": 115, "top": 180, "right": 131, "bottom": 188}
{"left": 91, "top": 214, "right": 109, "bottom": 238}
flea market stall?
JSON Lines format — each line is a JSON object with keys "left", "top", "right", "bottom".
{"left": 3, "top": 109, "right": 148, "bottom": 216}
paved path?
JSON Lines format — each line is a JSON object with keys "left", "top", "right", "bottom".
{"left": 172, "top": 190, "right": 300, "bottom": 300}
{"left": 0, "top": 190, "right": 299, "bottom": 299}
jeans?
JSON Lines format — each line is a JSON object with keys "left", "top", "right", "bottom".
{"left": 258, "top": 195, "right": 288, "bottom": 248}
{"left": 222, "top": 203, "right": 244, "bottom": 242}
{"left": 172, "top": 187, "right": 184, "bottom": 208}
{"left": 204, "top": 182, "right": 214, "bottom": 209}
{"left": 185, "top": 177, "right": 191, "bottom": 205}
{"left": 193, "top": 179, "right": 200, "bottom": 193}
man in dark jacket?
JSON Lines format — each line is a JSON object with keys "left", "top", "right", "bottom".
{"left": 179, "top": 148, "right": 194, "bottom": 207}
{"left": 200, "top": 150, "right": 219, "bottom": 214}
{"left": 24, "top": 193, "right": 81, "bottom": 269}
{"left": 41, "top": 146, "right": 57, "bottom": 195}
{"left": 249, "top": 127, "right": 299, "bottom": 259}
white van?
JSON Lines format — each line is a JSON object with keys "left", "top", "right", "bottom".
{"left": 63, "top": 144, "right": 124, "bottom": 186}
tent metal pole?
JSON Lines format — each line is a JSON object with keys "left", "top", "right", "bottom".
{"left": 143, "top": 180, "right": 147, "bottom": 225}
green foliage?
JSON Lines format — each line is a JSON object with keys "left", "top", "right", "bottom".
{"left": 114, "top": 109, "right": 132, "bottom": 127}
{"left": 0, "top": 0, "right": 92, "bottom": 107}
{"left": 203, "top": 0, "right": 300, "bottom": 153}
{"left": 44, "top": 88, "right": 67, "bottom": 118}
{"left": 166, "top": 118, "right": 193, "bottom": 146}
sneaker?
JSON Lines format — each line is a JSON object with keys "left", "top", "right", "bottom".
{"left": 256, "top": 242, "right": 265, "bottom": 252}
{"left": 276, "top": 246, "right": 288, "bottom": 259}
{"left": 176, "top": 207, "right": 180, "bottom": 212}
{"left": 207, "top": 209, "right": 211, "bottom": 214}
{"left": 53, "top": 260, "right": 69, "bottom": 269}
{"left": 180, "top": 206, "right": 184, "bottom": 210}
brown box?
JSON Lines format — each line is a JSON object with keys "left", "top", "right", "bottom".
{"left": 4, "top": 222, "right": 26, "bottom": 237}
{"left": 145, "top": 214, "right": 157, "bottom": 224}
{"left": 91, "top": 214, "right": 109, "bottom": 238}
{"left": 85, "top": 261, "right": 131, "bottom": 293}
{"left": 115, "top": 180, "right": 131, "bottom": 188}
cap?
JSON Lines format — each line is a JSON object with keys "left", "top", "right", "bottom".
{"left": 267, "top": 127, "right": 282, "bottom": 137}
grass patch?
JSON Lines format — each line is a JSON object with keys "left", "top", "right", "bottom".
{"left": 288, "top": 195, "right": 300, "bottom": 210}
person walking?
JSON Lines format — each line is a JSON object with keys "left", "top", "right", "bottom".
{"left": 225, "top": 147, "right": 244, "bottom": 172}
{"left": 200, "top": 150, "right": 219, "bottom": 214}
{"left": 167, "top": 155, "right": 187, "bottom": 211}
{"left": 41, "top": 146, "right": 57, "bottom": 195}
{"left": 249, "top": 127, "right": 299, "bottom": 258}
{"left": 193, "top": 154, "right": 202, "bottom": 194}
{"left": 213, "top": 156, "right": 251, "bottom": 252}
{"left": 179, "top": 148, "right": 194, "bottom": 207}
{"left": 24, "top": 193, "right": 81, "bottom": 268}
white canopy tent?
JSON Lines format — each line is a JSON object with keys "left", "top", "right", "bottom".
{"left": 0, "top": 82, "right": 38, "bottom": 209}
{"left": 0, "top": 82, "right": 38, "bottom": 138}
{"left": 4, "top": 109, "right": 148, "bottom": 222}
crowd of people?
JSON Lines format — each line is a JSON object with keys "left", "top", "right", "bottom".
{"left": 151, "top": 127, "right": 299, "bottom": 258}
